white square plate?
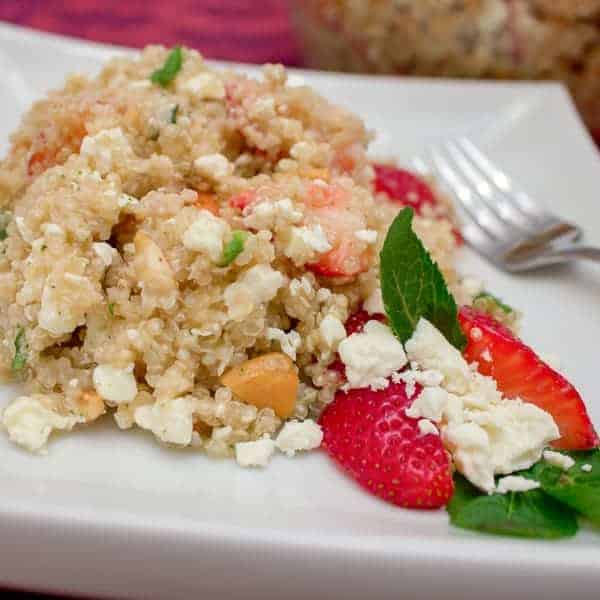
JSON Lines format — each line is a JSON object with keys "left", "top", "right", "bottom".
{"left": 1, "top": 22, "right": 599, "bottom": 600}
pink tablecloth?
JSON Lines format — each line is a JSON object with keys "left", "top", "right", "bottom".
{"left": 0, "top": 0, "right": 302, "bottom": 65}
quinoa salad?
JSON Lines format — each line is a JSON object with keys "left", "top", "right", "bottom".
{"left": 0, "top": 46, "right": 598, "bottom": 540}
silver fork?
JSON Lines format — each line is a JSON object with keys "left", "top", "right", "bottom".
{"left": 415, "top": 137, "right": 600, "bottom": 272}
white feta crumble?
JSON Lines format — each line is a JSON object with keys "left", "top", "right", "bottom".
{"left": 319, "top": 315, "right": 347, "bottom": 349}
{"left": 92, "top": 242, "right": 115, "bottom": 267}
{"left": 93, "top": 364, "right": 137, "bottom": 405}
{"left": 496, "top": 476, "right": 540, "bottom": 494}
{"left": 581, "top": 464, "right": 593, "bottom": 473}
{"left": 1, "top": 396, "right": 84, "bottom": 453}
{"left": 406, "top": 387, "right": 456, "bottom": 423}
{"left": 42, "top": 223, "right": 64, "bottom": 237}
{"left": 286, "top": 224, "right": 332, "bottom": 256}
{"left": 444, "top": 400, "right": 559, "bottom": 493}
{"left": 470, "top": 327, "right": 483, "bottom": 341}
{"left": 266, "top": 327, "right": 302, "bottom": 360}
{"left": 418, "top": 419, "right": 439, "bottom": 436}
{"left": 224, "top": 264, "right": 285, "bottom": 320}
{"left": 235, "top": 437, "right": 276, "bottom": 468}
{"left": 183, "top": 72, "right": 225, "bottom": 99}
{"left": 39, "top": 271, "right": 99, "bottom": 336}
{"left": 354, "top": 229, "right": 378, "bottom": 244}
{"left": 481, "top": 349, "right": 492, "bottom": 362}
{"left": 182, "top": 210, "right": 230, "bottom": 262}
{"left": 338, "top": 320, "right": 407, "bottom": 390}
{"left": 275, "top": 419, "right": 323, "bottom": 457}
{"left": 363, "top": 287, "right": 385, "bottom": 315}
{"left": 243, "top": 198, "right": 302, "bottom": 230}
{"left": 405, "top": 318, "right": 472, "bottom": 394}
{"left": 134, "top": 397, "right": 199, "bottom": 446}
{"left": 543, "top": 450, "right": 575, "bottom": 471}
{"left": 15, "top": 217, "right": 33, "bottom": 243}
{"left": 194, "top": 153, "right": 233, "bottom": 179}
{"left": 80, "top": 127, "right": 132, "bottom": 174}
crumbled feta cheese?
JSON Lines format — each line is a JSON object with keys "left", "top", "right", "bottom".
{"left": 194, "top": 153, "right": 233, "bottom": 179}
{"left": 481, "top": 349, "right": 492, "bottom": 362}
{"left": 444, "top": 400, "right": 559, "bottom": 493}
{"left": 444, "top": 422, "right": 495, "bottom": 492}
{"left": 285, "top": 225, "right": 332, "bottom": 262}
{"left": 275, "top": 419, "right": 323, "bottom": 457}
{"left": 134, "top": 396, "right": 199, "bottom": 446}
{"left": 1, "top": 396, "right": 83, "bottom": 453}
{"left": 496, "top": 476, "right": 540, "bottom": 494}
{"left": 543, "top": 450, "right": 575, "bottom": 471}
{"left": 39, "top": 271, "right": 99, "bottom": 336}
{"left": 267, "top": 327, "right": 302, "bottom": 360}
{"left": 184, "top": 72, "right": 225, "bottom": 99}
{"left": 243, "top": 198, "right": 302, "bottom": 230}
{"left": 338, "top": 320, "right": 407, "bottom": 390}
{"left": 42, "top": 223, "right": 64, "bottom": 237}
{"left": 319, "top": 315, "right": 347, "bottom": 349}
{"left": 418, "top": 419, "right": 439, "bottom": 436}
{"left": 80, "top": 128, "right": 132, "bottom": 174}
{"left": 406, "top": 387, "right": 453, "bottom": 422}
{"left": 406, "top": 318, "right": 472, "bottom": 394}
{"left": 224, "top": 264, "right": 285, "bottom": 320}
{"left": 581, "top": 464, "right": 593, "bottom": 473}
{"left": 354, "top": 229, "right": 378, "bottom": 244}
{"left": 92, "top": 242, "right": 115, "bottom": 267}
{"left": 93, "top": 364, "right": 137, "bottom": 405}
{"left": 182, "top": 210, "right": 230, "bottom": 262}
{"left": 363, "top": 287, "right": 385, "bottom": 315}
{"left": 235, "top": 437, "right": 276, "bottom": 467}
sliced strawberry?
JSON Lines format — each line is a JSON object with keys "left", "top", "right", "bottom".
{"left": 459, "top": 306, "right": 598, "bottom": 450}
{"left": 320, "top": 381, "right": 453, "bottom": 509}
{"left": 373, "top": 164, "right": 437, "bottom": 215}
{"left": 344, "top": 309, "right": 386, "bottom": 336}
{"left": 304, "top": 183, "right": 371, "bottom": 279}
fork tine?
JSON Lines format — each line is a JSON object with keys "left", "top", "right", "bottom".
{"left": 428, "top": 148, "right": 508, "bottom": 240}
{"left": 442, "top": 140, "right": 537, "bottom": 233}
{"left": 456, "top": 137, "right": 541, "bottom": 216}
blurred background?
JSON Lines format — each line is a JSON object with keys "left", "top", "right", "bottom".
{"left": 0, "top": 0, "right": 598, "bottom": 141}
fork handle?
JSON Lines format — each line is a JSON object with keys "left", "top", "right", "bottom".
{"left": 545, "top": 245, "right": 600, "bottom": 264}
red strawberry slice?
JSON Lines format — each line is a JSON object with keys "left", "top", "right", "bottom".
{"left": 319, "top": 382, "right": 454, "bottom": 509}
{"left": 373, "top": 164, "right": 437, "bottom": 215}
{"left": 459, "top": 306, "right": 598, "bottom": 450}
{"left": 344, "top": 309, "right": 386, "bottom": 336}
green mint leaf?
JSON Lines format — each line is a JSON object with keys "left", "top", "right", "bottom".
{"left": 523, "top": 449, "right": 600, "bottom": 526}
{"left": 170, "top": 104, "right": 179, "bottom": 124}
{"left": 474, "top": 291, "right": 513, "bottom": 314}
{"left": 150, "top": 46, "right": 183, "bottom": 87}
{"left": 218, "top": 230, "right": 247, "bottom": 267}
{"left": 447, "top": 474, "right": 578, "bottom": 539}
{"left": 380, "top": 207, "right": 466, "bottom": 349}
{"left": 11, "top": 326, "right": 27, "bottom": 372}
{"left": 0, "top": 211, "right": 11, "bottom": 241}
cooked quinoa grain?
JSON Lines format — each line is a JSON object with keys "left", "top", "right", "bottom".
{"left": 0, "top": 46, "right": 459, "bottom": 456}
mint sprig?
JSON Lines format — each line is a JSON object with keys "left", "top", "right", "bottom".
{"left": 218, "top": 231, "right": 248, "bottom": 267}
{"left": 150, "top": 46, "right": 183, "bottom": 87}
{"left": 447, "top": 474, "right": 578, "bottom": 539}
{"left": 524, "top": 449, "right": 600, "bottom": 526}
{"left": 11, "top": 326, "right": 27, "bottom": 373}
{"left": 380, "top": 208, "right": 466, "bottom": 350}
{"left": 473, "top": 291, "right": 514, "bottom": 314}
